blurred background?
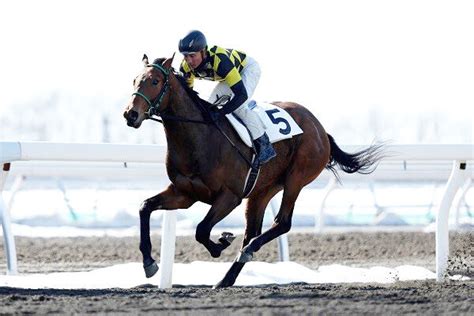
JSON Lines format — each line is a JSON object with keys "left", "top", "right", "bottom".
{"left": 0, "top": 0, "right": 473, "bottom": 235}
{"left": 1, "top": 0, "right": 472, "bottom": 145}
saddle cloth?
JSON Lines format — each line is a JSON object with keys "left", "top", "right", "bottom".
{"left": 225, "top": 101, "right": 304, "bottom": 147}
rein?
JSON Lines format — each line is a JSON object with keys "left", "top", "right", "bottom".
{"left": 148, "top": 113, "right": 210, "bottom": 125}
{"left": 134, "top": 63, "right": 254, "bottom": 168}
{"left": 150, "top": 113, "right": 255, "bottom": 168}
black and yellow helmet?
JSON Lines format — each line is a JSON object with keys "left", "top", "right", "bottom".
{"left": 178, "top": 30, "right": 207, "bottom": 54}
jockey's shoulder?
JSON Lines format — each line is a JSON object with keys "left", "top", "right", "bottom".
{"left": 208, "top": 45, "right": 225, "bottom": 54}
{"left": 208, "top": 45, "right": 246, "bottom": 57}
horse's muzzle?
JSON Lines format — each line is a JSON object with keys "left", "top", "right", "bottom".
{"left": 124, "top": 110, "right": 140, "bottom": 128}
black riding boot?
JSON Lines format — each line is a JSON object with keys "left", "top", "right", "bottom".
{"left": 254, "top": 133, "right": 276, "bottom": 164}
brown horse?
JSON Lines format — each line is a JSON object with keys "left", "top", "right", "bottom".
{"left": 123, "top": 54, "right": 383, "bottom": 288}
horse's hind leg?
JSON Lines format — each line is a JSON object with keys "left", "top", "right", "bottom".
{"left": 139, "top": 184, "right": 195, "bottom": 278}
{"left": 214, "top": 186, "right": 281, "bottom": 288}
{"left": 215, "top": 182, "right": 304, "bottom": 288}
{"left": 195, "top": 188, "right": 241, "bottom": 258}
{"left": 242, "top": 186, "right": 282, "bottom": 247}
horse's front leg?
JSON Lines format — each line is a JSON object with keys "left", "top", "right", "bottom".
{"left": 195, "top": 188, "right": 241, "bottom": 258}
{"left": 139, "top": 183, "right": 195, "bottom": 278}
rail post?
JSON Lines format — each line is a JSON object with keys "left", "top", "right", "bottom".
{"left": 0, "top": 163, "right": 18, "bottom": 275}
{"left": 435, "top": 160, "right": 469, "bottom": 281}
{"left": 159, "top": 211, "right": 177, "bottom": 288}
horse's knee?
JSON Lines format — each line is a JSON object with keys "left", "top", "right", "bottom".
{"left": 139, "top": 197, "right": 161, "bottom": 215}
{"left": 139, "top": 194, "right": 165, "bottom": 214}
{"left": 139, "top": 200, "right": 152, "bottom": 214}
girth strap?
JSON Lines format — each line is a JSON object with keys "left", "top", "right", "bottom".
{"left": 242, "top": 155, "right": 261, "bottom": 198}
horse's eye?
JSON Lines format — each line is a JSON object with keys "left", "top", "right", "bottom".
{"left": 152, "top": 79, "right": 159, "bottom": 85}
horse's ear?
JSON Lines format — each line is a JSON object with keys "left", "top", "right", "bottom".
{"left": 142, "top": 54, "right": 149, "bottom": 66}
{"left": 163, "top": 53, "right": 175, "bottom": 69}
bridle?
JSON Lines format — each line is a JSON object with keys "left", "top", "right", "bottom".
{"left": 131, "top": 63, "right": 210, "bottom": 125}
{"left": 131, "top": 63, "right": 170, "bottom": 117}
{"left": 129, "top": 62, "right": 256, "bottom": 168}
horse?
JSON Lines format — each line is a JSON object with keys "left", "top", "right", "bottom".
{"left": 123, "top": 54, "right": 384, "bottom": 288}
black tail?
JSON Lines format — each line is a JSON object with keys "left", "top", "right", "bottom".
{"left": 325, "top": 134, "right": 385, "bottom": 181}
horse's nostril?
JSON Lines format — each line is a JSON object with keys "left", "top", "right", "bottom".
{"left": 130, "top": 110, "right": 139, "bottom": 121}
{"left": 124, "top": 109, "right": 139, "bottom": 127}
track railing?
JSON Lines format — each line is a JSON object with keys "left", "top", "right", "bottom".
{"left": 0, "top": 142, "right": 176, "bottom": 288}
{"left": 1, "top": 142, "right": 473, "bottom": 285}
{"left": 309, "top": 145, "right": 473, "bottom": 281}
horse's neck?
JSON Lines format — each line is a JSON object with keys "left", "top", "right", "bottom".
{"left": 164, "top": 79, "right": 213, "bottom": 159}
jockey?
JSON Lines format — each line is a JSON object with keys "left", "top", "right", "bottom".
{"left": 178, "top": 30, "right": 276, "bottom": 165}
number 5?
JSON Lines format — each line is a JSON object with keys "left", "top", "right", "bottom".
{"left": 266, "top": 109, "right": 291, "bottom": 135}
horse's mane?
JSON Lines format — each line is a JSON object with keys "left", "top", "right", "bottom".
{"left": 152, "top": 58, "right": 214, "bottom": 111}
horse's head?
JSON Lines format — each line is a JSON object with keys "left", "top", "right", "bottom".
{"left": 123, "top": 54, "right": 174, "bottom": 128}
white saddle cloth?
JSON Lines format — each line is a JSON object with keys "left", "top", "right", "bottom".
{"left": 225, "top": 101, "right": 304, "bottom": 147}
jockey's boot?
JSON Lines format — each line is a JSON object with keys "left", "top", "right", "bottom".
{"left": 254, "top": 133, "right": 276, "bottom": 164}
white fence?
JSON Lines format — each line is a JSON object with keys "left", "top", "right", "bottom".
{"left": 1, "top": 142, "right": 473, "bottom": 287}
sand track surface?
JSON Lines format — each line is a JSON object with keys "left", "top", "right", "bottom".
{"left": 0, "top": 231, "right": 472, "bottom": 314}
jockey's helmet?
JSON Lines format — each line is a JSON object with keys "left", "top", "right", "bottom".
{"left": 178, "top": 30, "right": 207, "bottom": 54}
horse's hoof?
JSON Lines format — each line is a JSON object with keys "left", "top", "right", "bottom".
{"left": 218, "top": 232, "right": 236, "bottom": 247}
{"left": 144, "top": 261, "right": 159, "bottom": 278}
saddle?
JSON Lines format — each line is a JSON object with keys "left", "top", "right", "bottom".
{"left": 222, "top": 100, "right": 304, "bottom": 147}
{"left": 212, "top": 98, "right": 304, "bottom": 197}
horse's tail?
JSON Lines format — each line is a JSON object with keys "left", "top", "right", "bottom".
{"left": 325, "top": 134, "right": 385, "bottom": 182}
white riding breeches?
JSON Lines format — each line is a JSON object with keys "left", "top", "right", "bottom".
{"left": 208, "top": 57, "right": 265, "bottom": 140}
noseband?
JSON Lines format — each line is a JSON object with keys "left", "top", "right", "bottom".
{"left": 129, "top": 62, "right": 255, "bottom": 168}
{"left": 132, "top": 63, "right": 170, "bottom": 117}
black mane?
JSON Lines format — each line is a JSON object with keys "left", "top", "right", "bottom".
{"left": 175, "top": 74, "right": 214, "bottom": 108}
{"left": 152, "top": 58, "right": 214, "bottom": 111}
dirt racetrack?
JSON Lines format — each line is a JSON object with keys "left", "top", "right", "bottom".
{"left": 0, "top": 231, "right": 472, "bottom": 315}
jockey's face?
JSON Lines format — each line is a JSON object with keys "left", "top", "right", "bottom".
{"left": 184, "top": 50, "right": 205, "bottom": 70}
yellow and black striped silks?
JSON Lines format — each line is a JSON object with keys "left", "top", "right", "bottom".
{"left": 179, "top": 45, "right": 247, "bottom": 89}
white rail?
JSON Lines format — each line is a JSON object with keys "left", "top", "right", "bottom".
{"left": 0, "top": 142, "right": 287, "bottom": 287}
{"left": 0, "top": 142, "right": 175, "bottom": 288}
{"left": 311, "top": 144, "right": 473, "bottom": 281}
{"left": 1, "top": 142, "right": 473, "bottom": 284}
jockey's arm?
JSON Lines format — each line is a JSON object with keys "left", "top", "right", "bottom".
{"left": 222, "top": 81, "right": 248, "bottom": 114}
{"left": 216, "top": 56, "right": 248, "bottom": 114}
